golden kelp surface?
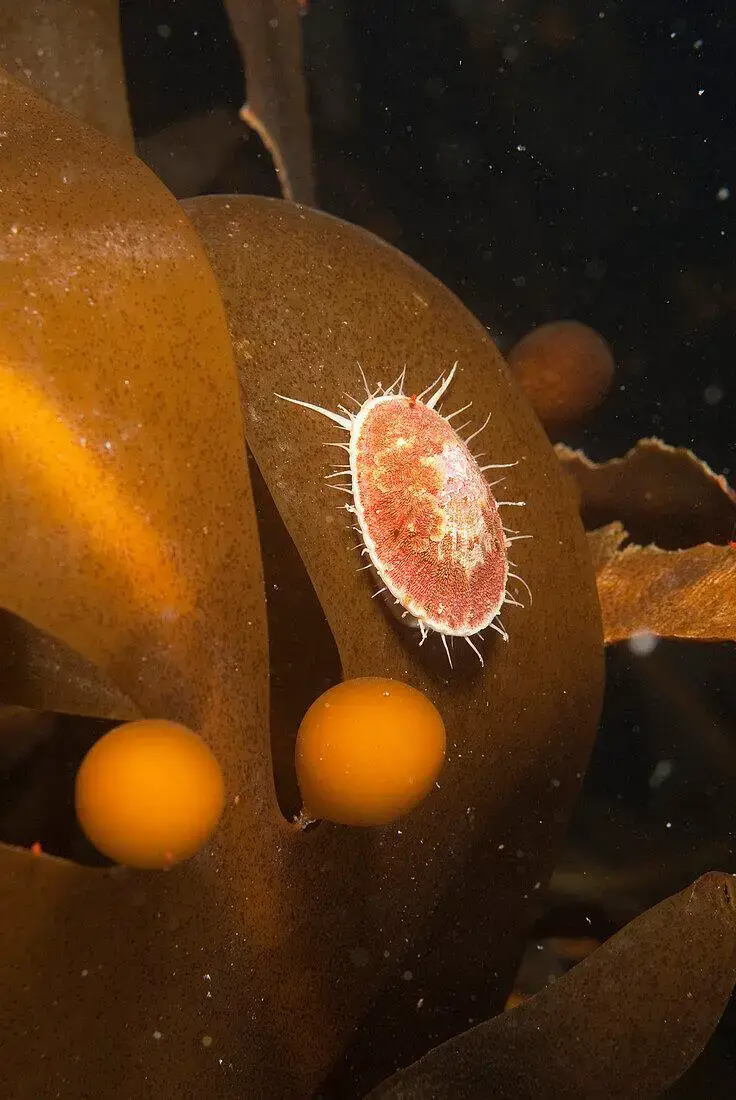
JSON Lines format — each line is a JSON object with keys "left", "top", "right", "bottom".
{"left": 558, "top": 439, "right": 736, "bottom": 645}
{"left": 589, "top": 524, "right": 736, "bottom": 645}
{"left": 1, "top": 69, "right": 601, "bottom": 1100}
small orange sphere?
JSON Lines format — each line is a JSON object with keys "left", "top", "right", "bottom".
{"left": 295, "top": 677, "right": 446, "bottom": 826}
{"left": 75, "top": 719, "right": 225, "bottom": 870}
{"left": 507, "top": 319, "right": 615, "bottom": 436}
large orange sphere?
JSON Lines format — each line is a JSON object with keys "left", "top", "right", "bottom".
{"left": 75, "top": 719, "right": 225, "bottom": 869}
{"left": 507, "top": 319, "right": 615, "bottom": 436}
{"left": 296, "top": 677, "right": 446, "bottom": 826}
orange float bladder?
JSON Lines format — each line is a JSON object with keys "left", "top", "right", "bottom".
{"left": 296, "top": 677, "right": 446, "bottom": 826}
{"left": 75, "top": 719, "right": 225, "bottom": 870}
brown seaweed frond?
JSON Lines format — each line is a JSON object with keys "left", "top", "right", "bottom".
{"left": 224, "top": 0, "right": 315, "bottom": 204}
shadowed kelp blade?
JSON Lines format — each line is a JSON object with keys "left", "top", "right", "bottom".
{"left": 184, "top": 193, "right": 604, "bottom": 1090}
{"left": 364, "top": 872, "right": 736, "bottom": 1100}
{"left": 557, "top": 438, "right": 736, "bottom": 550}
{"left": 0, "top": 0, "right": 133, "bottom": 146}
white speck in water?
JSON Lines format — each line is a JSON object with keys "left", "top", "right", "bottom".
{"left": 704, "top": 384, "right": 724, "bottom": 405}
{"left": 628, "top": 630, "right": 659, "bottom": 656}
{"left": 716, "top": 186, "right": 730, "bottom": 201}
{"left": 80, "top": 969, "right": 88, "bottom": 977}
{"left": 649, "top": 759, "right": 673, "bottom": 789}
{"left": 157, "top": 24, "right": 171, "bottom": 39}
{"left": 153, "top": 1031, "right": 163, "bottom": 1041}
{"left": 403, "top": 970, "right": 413, "bottom": 981}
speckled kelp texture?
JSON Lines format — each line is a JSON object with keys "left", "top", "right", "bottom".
{"left": 0, "top": 0, "right": 133, "bottom": 148}
{"left": 0, "top": 609, "right": 141, "bottom": 720}
{"left": 365, "top": 872, "right": 736, "bottom": 1099}
{"left": 185, "top": 194, "right": 605, "bottom": 1094}
{"left": 0, "top": 67, "right": 274, "bottom": 1099}
{"left": 0, "top": 70, "right": 604, "bottom": 1097}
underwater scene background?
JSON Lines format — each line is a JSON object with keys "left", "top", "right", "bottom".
{"left": 122, "top": 5, "right": 736, "bottom": 1088}
{"left": 1, "top": 1, "right": 734, "bottom": 1097}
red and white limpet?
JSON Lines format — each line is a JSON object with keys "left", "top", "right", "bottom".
{"left": 277, "top": 363, "right": 531, "bottom": 666}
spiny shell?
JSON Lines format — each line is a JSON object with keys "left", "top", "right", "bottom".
{"left": 351, "top": 393, "right": 507, "bottom": 636}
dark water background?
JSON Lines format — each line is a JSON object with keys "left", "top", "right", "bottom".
{"left": 114, "top": 1, "right": 735, "bottom": 1092}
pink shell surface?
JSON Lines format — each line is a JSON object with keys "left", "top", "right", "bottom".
{"left": 351, "top": 396, "right": 508, "bottom": 635}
